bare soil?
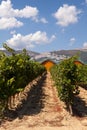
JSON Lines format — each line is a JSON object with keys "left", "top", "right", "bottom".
{"left": 0, "top": 72, "right": 87, "bottom": 130}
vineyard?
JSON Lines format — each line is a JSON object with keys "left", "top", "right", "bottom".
{"left": 50, "top": 56, "right": 87, "bottom": 115}
{"left": 0, "top": 44, "right": 46, "bottom": 117}
{"left": 0, "top": 45, "right": 87, "bottom": 130}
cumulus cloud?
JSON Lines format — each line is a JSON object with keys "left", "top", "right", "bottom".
{"left": 83, "top": 42, "right": 87, "bottom": 48}
{"left": 0, "top": 0, "right": 47, "bottom": 29}
{"left": 53, "top": 4, "right": 81, "bottom": 27}
{"left": 0, "top": 0, "right": 38, "bottom": 18}
{"left": 0, "top": 17, "right": 23, "bottom": 29}
{"left": 6, "top": 31, "right": 56, "bottom": 50}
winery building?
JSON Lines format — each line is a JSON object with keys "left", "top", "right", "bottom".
{"left": 41, "top": 59, "right": 56, "bottom": 71}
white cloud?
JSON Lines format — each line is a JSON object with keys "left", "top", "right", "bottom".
{"left": 10, "top": 30, "right": 16, "bottom": 35}
{"left": 40, "top": 18, "right": 48, "bottom": 23}
{"left": 15, "top": 6, "right": 38, "bottom": 18}
{"left": 0, "top": 47, "right": 5, "bottom": 50}
{"left": 0, "top": 0, "right": 47, "bottom": 29}
{"left": 70, "top": 37, "right": 76, "bottom": 42}
{"left": 85, "top": 0, "right": 87, "bottom": 3}
{"left": 0, "top": 0, "right": 38, "bottom": 18}
{"left": 69, "top": 37, "right": 76, "bottom": 46}
{"left": 0, "top": 17, "right": 23, "bottom": 29}
{"left": 32, "top": 17, "right": 48, "bottom": 23}
{"left": 53, "top": 4, "right": 81, "bottom": 27}
{"left": 83, "top": 42, "right": 87, "bottom": 48}
{"left": 6, "top": 31, "right": 56, "bottom": 50}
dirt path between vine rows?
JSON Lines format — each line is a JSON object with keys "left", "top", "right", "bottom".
{"left": 0, "top": 72, "right": 87, "bottom": 130}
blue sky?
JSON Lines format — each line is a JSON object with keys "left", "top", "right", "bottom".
{"left": 0, "top": 0, "right": 87, "bottom": 53}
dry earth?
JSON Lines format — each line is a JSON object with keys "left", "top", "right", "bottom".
{"left": 0, "top": 72, "right": 87, "bottom": 130}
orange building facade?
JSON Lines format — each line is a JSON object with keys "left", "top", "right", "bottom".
{"left": 74, "top": 60, "right": 84, "bottom": 66}
{"left": 41, "top": 59, "right": 84, "bottom": 71}
{"left": 41, "top": 60, "right": 56, "bottom": 71}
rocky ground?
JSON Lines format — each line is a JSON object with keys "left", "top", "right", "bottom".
{"left": 0, "top": 72, "right": 87, "bottom": 130}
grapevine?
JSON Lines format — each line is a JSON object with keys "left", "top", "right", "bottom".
{"left": 0, "top": 44, "right": 46, "bottom": 116}
{"left": 50, "top": 56, "right": 87, "bottom": 114}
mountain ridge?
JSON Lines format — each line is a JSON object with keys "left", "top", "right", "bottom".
{"left": 0, "top": 49, "right": 87, "bottom": 64}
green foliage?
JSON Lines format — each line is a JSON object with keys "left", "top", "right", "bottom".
{"left": 0, "top": 44, "right": 46, "bottom": 112}
{"left": 50, "top": 56, "right": 87, "bottom": 107}
{"left": 3, "top": 43, "right": 15, "bottom": 55}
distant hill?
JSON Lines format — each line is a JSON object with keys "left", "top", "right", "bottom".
{"left": 0, "top": 50, "right": 40, "bottom": 58}
{"left": 50, "top": 49, "right": 87, "bottom": 64}
{"left": 33, "top": 49, "right": 87, "bottom": 64}
{"left": 0, "top": 49, "right": 87, "bottom": 64}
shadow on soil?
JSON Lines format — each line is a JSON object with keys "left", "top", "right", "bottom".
{"left": 3, "top": 73, "right": 47, "bottom": 121}
{"left": 72, "top": 96, "right": 87, "bottom": 117}
{"left": 80, "top": 84, "right": 87, "bottom": 90}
